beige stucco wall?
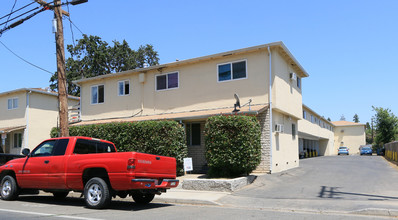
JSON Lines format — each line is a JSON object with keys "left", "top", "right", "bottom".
{"left": 272, "top": 51, "right": 303, "bottom": 119}
{"left": 271, "top": 110, "right": 300, "bottom": 173}
{"left": 298, "top": 106, "right": 335, "bottom": 156}
{"left": 334, "top": 125, "right": 366, "bottom": 154}
{"left": 0, "top": 90, "right": 27, "bottom": 128}
{"left": 27, "top": 92, "right": 79, "bottom": 150}
{"left": 79, "top": 49, "right": 275, "bottom": 121}
{"left": 0, "top": 90, "right": 79, "bottom": 153}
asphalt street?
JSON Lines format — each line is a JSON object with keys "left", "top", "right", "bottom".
{"left": 0, "top": 155, "right": 397, "bottom": 219}
{"left": 220, "top": 155, "right": 398, "bottom": 215}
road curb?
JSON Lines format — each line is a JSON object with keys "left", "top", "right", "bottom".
{"left": 153, "top": 197, "right": 221, "bottom": 206}
{"left": 350, "top": 208, "right": 398, "bottom": 217}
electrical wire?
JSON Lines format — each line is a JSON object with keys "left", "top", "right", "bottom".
{"left": 0, "top": 0, "right": 18, "bottom": 37}
{"left": 0, "top": 1, "right": 35, "bottom": 21}
{"left": 0, "top": 40, "right": 54, "bottom": 74}
{"left": 0, "top": 6, "right": 41, "bottom": 27}
{"left": 65, "top": 1, "right": 75, "bottom": 46}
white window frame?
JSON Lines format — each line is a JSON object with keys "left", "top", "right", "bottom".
{"left": 217, "top": 59, "right": 248, "bottom": 83}
{"left": 118, "top": 80, "right": 130, "bottom": 96}
{"left": 91, "top": 84, "right": 105, "bottom": 105}
{"left": 7, "top": 97, "right": 18, "bottom": 110}
{"left": 155, "top": 71, "right": 179, "bottom": 91}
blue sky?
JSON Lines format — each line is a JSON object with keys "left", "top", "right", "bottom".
{"left": 1, "top": 0, "right": 397, "bottom": 124}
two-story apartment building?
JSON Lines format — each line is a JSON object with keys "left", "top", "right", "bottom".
{"left": 299, "top": 105, "right": 335, "bottom": 157}
{"left": 73, "top": 42, "right": 308, "bottom": 173}
{"left": 0, "top": 88, "right": 79, "bottom": 154}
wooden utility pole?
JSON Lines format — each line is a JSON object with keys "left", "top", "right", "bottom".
{"left": 54, "top": 0, "right": 69, "bottom": 137}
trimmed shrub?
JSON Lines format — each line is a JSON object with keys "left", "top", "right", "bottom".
{"left": 204, "top": 115, "right": 261, "bottom": 177}
{"left": 51, "top": 121, "right": 187, "bottom": 175}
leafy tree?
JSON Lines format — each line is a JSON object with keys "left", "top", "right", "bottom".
{"left": 372, "top": 106, "right": 398, "bottom": 148}
{"left": 340, "top": 115, "right": 346, "bottom": 121}
{"left": 49, "top": 34, "right": 159, "bottom": 96}
{"left": 353, "top": 114, "right": 359, "bottom": 123}
{"left": 327, "top": 117, "right": 331, "bottom": 122}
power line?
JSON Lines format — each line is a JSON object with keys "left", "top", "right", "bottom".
{"left": 0, "top": 1, "right": 35, "bottom": 21}
{"left": 0, "top": 40, "right": 54, "bottom": 74}
{"left": 1, "top": 0, "right": 18, "bottom": 37}
{"left": 0, "top": 6, "right": 41, "bottom": 27}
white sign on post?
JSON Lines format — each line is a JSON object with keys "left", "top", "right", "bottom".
{"left": 183, "top": 157, "right": 193, "bottom": 172}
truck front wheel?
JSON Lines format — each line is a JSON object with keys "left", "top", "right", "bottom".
{"left": 0, "top": 175, "right": 19, "bottom": 201}
{"left": 132, "top": 192, "right": 155, "bottom": 205}
{"left": 84, "top": 177, "right": 111, "bottom": 209}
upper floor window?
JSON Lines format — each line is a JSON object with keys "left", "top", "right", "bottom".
{"left": 303, "top": 110, "right": 307, "bottom": 119}
{"left": 156, "top": 72, "right": 179, "bottom": 91}
{"left": 118, "top": 80, "right": 130, "bottom": 96}
{"left": 91, "top": 85, "right": 104, "bottom": 104}
{"left": 297, "top": 77, "right": 301, "bottom": 89}
{"left": 218, "top": 60, "right": 247, "bottom": 82}
{"left": 7, "top": 98, "right": 18, "bottom": 110}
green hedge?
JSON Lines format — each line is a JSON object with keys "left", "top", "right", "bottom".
{"left": 51, "top": 121, "right": 187, "bottom": 175}
{"left": 204, "top": 115, "right": 261, "bottom": 177}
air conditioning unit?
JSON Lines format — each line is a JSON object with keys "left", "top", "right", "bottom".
{"left": 290, "top": 72, "right": 297, "bottom": 81}
{"left": 275, "top": 124, "right": 284, "bottom": 133}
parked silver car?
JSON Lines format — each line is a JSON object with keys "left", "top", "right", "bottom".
{"left": 338, "top": 146, "right": 349, "bottom": 155}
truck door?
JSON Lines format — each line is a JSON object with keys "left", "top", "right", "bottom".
{"left": 18, "top": 140, "right": 57, "bottom": 189}
{"left": 47, "top": 139, "right": 69, "bottom": 189}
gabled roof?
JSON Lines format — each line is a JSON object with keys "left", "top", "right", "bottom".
{"left": 332, "top": 121, "right": 365, "bottom": 127}
{"left": 0, "top": 88, "right": 79, "bottom": 100}
{"left": 73, "top": 41, "right": 309, "bottom": 85}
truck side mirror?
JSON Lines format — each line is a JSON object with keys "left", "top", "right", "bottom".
{"left": 22, "top": 148, "right": 30, "bottom": 156}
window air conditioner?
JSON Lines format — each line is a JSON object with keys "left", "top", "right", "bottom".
{"left": 290, "top": 72, "right": 297, "bottom": 81}
{"left": 275, "top": 124, "right": 284, "bottom": 133}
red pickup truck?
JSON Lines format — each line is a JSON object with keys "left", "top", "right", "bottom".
{"left": 0, "top": 136, "right": 179, "bottom": 209}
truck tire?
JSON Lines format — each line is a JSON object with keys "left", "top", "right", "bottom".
{"left": 0, "top": 175, "right": 19, "bottom": 201}
{"left": 84, "top": 177, "right": 111, "bottom": 209}
{"left": 132, "top": 192, "right": 155, "bottom": 205}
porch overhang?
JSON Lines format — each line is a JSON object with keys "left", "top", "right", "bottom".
{"left": 0, "top": 126, "right": 26, "bottom": 134}
{"left": 73, "top": 104, "right": 269, "bottom": 126}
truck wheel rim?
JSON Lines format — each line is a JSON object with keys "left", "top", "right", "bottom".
{"left": 2, "top": 180, "right": 11, "bottom": 197}
{"left": 87, "top": 183, "right": 102, "bottom": 205}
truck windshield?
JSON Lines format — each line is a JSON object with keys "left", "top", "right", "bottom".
{"left": 74, "top": 139, "right": 116, "bottom": 154}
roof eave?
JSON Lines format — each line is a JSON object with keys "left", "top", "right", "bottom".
{"left": 73, "top": 41, "right": 309, "bottom": 84}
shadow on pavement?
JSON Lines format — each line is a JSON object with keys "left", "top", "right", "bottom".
{"left": 318, "top": 186, "right": 398, "bottom": 201}
{"left": 16, "top": 195, "right": 174, "bottom": 211}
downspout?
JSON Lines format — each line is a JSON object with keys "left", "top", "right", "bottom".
{"left": 267, "top": 46, "right": 273, "bottom": 174}
{"left": 25, "top": 90, "right": 32, "bottom": 151}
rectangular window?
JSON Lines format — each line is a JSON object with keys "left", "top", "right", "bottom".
{"left": 74, "top": 139, "right": 116, "bottom": 154}
{"left": 297, "top": 77, "right": 301, "bottom": 89}
{"left": 91, "top": 85, "right": 104, "bottom": 104}
{"left": 118, "top": 80, "right": 130, "bottom": 96}
{"left": 218, "top": 60, "right": 247, "bottom": 82}
{"left": 7, "top": 98, "right": 18, "bottom": 110}
{"left": 13, "top": 133, "right": 22, "bottom": 148}
{"left": 186, "top": 123, "right": 201, "bottom": 146}
{"left": 156, "top": 72, "right": 179, "bottom": 91}
{"left": 292, "top": 124, "right": 296, "bottom": 139}
{"left": 303, "top": 110, "right": 307, "bottom": 119}
{"left": 311, "top": 115, "right": 314, "bottom": 123}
